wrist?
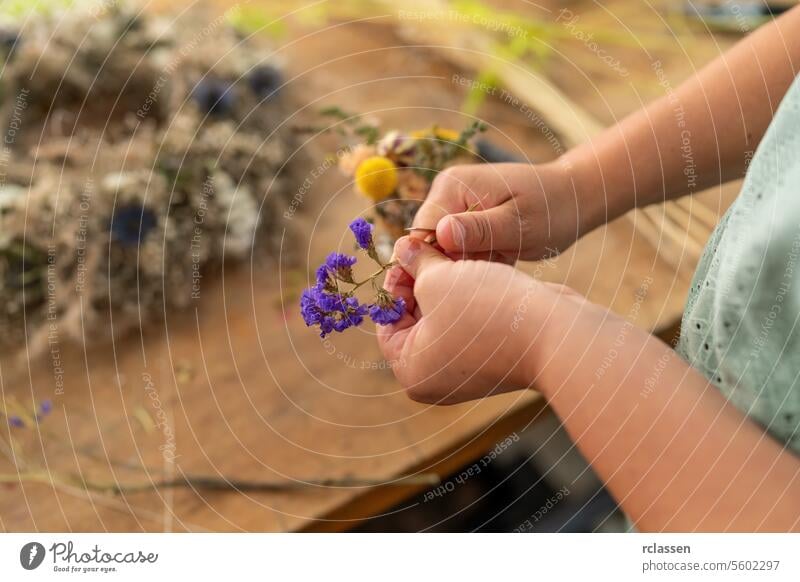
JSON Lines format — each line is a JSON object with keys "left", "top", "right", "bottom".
{"left": 555, "top": 146, "right": 633, "bottom": 236}
{"left": 516, "top": 283, "right": 612, "bottom": 398}
{"left": 512, "top": 282, "right": 571, "bottom": 393}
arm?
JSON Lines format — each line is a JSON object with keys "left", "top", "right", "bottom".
{"left": 380, "top": 238, "right": 800, "bottom": 531}
{"left": 413, "top": 7, "right": 800, "bottom": 260}
{"left": 533, "top": 290, "right": 800, "bottom": 532}
{"left": 567, "top": 4, "right": 800, "bottom": 225}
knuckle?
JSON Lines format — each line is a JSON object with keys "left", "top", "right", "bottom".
{"left": 434, "top": 165, "right": 468, "bottom": 189}
{"left": 470, "top": 216, "right": 491, "bottom": 247}
{"left": 414, "top": 262, "right": 444, "bottom": 289}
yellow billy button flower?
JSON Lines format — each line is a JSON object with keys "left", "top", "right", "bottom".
{"left": 410, "top": 127, "right": 461, "bottom": 142}
{"left": 354, "top": 156, "right": 398, "bottom": 201}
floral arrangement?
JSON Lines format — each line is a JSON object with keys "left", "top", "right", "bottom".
{"left": 332, "top": 113, "right": 488, "bottom": 241}
{"left": 301, "top": 218, "right": 405, "bottom": 337}
{"left": 0, "top": 7, "right": 302, "bottom": 353}
{"left": 299, "top": 114, "right": 499, "bottom": 337}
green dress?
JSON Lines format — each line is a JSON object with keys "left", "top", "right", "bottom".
{"left": 677, "top": 75, "right": 800, "bottom": 455}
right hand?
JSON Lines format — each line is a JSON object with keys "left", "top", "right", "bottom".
{"left": 377, "top": 237, "right": 600, "bottom": 405}
{"left": 412, "top": 161, "right": 595, "bottom": 262}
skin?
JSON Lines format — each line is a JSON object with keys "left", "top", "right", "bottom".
{"left": 377, "top": 7, "right": 800, "bottom": 531}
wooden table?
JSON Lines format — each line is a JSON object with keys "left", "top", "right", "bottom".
{"left": 0, "top": 9, "right": 739, "bottom": 532}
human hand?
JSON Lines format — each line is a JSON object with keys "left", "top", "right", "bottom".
{"left": 376, "top": 236, "right": 587, "bottom": 405}
{"left": 411, "top": 161, "right": 598, "bottom": 262}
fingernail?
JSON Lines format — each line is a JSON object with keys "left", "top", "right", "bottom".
{"left": 395, "top": 236, "right": 422, "bottom": 267}
{"left": 447, "top": 217, "right": 466, "bottom": 248}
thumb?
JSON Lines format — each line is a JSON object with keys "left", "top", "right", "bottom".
{"left": 393, "top": 236, "right": 449, "bottom": 279}
{"left": 436, "top": 206, "right": 520, "bottom": 254}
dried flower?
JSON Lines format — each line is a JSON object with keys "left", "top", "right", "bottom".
{"left": 110, "top": 204, "right": 157, "bottom": 246}
{"left": 39, "top": 399, "right": 52, "bottom": 415}
{"left": 192, "top": 78, "right": 237, "bottom": 117}
{"left": 300, "top": 217, "right": 405, "bottom": 337}
{"left": 369, "top": 291, "right": 405, "bottom": 325}
{"left": 247, "top": 64, "right": 283, "bottom": 100}
{"left": 396, "top": 169, "right": 430, "bottom": 201}
{"left": 36, "top": 399, "right": 52, "bottom": 421}
{"left": 8, "top": 415, "right": 24, "bottom": 428}
{"left": 354, "top": 156, "right": 398, "bottom": 201}
{"left": 323, "top": 252, "right": 357, "bottom": 283}
{"left": 301, "top": 286, "right": 367, "bottom": 337}
{"left": 349, "top": 217, "right": 374, "bottom": 250}
{"left": 377, "top": 131, "right": 416, "bottom": 165}
{"left": 338, "top": 144, "right": 376, "bottom": 175}
{"left": 410, "top": 126, "right": 461, "bottom": 142}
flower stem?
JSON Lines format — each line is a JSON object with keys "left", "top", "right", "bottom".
{"left": 349, "top": 261, "right": 397, "bottom": 292}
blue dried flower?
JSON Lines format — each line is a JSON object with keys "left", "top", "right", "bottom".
{"left": 300, "top": 217, "right": 399, "bottom": 337}
{"left": 369, "top": 293, "right": 405, "bottom": 326}
{"left": 322, "top": 252, "right": 357, "bottom": 285}
{"left": 110, "top": 204, "right": 157, "bottom": 246}
{"left": 8, "top": 415, "right": 24, "bottom": 428}
{"left": 192, "top": 78, "right": 237, "bottom": 117}
{"left": 300, "top": 286, "right": 367, "bottom": 338}
{"left": 300, "top": 287, "right": 323, "bottom": 326}
{"left": 315, "top": 264, "right": 333, "bottom": 290}
{"left": 349, "top": 217, "right": 374, "bottom": 250}
{"left": 247, "top": 64, "right": 283, "bottom": 100}
{"left": 39, "top": 399, "right": 52, "bottom": 415}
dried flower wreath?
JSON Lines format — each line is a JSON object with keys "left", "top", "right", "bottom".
{"left": 0, "top": 7, "right": 302, "bottom": 353}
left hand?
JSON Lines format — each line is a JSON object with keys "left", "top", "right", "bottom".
{"left": 377, "top": 236, "right": 581, "bottom": 404}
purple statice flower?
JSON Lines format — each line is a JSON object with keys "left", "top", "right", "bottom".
{"left": 316, "top": 264, "right": 334, "bottom": 291}
{"left": 349, "top": 217, "right": 374, "bottom": 251}
{"left": 300, "top": 287, "right": 324, "bottom": 327}
{"left": 323, "top": 252, "right": 357, "bottom": 284}
{"left": 8, "top": 415, "right": 24, "bottom": 428}
{"left": 300, "top": 286, "right": 367, "bottom": 338}
{"left": 369, "top": 292, "right": 406, "bottom": 326}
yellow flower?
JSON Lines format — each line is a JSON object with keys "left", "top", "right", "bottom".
{"left": 354, "top": 156, "right": 398, "bottom": 201}
{"left": 410, "top": 127, "right": 461, "bottom": 142}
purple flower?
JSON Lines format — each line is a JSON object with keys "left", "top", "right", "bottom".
{"left": 300, "top": 287, "right": 323, "bottom": 327}
{"left": 322, "top": 252, "right": 357, "bottom": 284}
{"left": 300, "top": 285, "right": 367, "bottom": 338}
{"left": 39, "top": 399, "right": 52, "bottom": 416}
{"left": 316, "top": 264, "right": 334, "bottom": 290}
{"left": 369, "top": 293, "right": 405, "bottom": 326}
{"left": 8, "top": 415, "right": 24, "bottom": 428}
{"left": 349, "top": 217, "right": 374, "bottom": 250}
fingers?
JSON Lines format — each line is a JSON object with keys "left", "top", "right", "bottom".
{"left": 376, "top": 266, "right": 418, "bottom": 363}
{"left": 410, "top": 166, "right": 472, "bottom": 238}
{"left": 393, "top": 236, "right": 449, "bottom": 280}
{"left": 383, "top": 265, "right": 418, "bottom": 318}
{"left": 436, "top": 205, "right": 522, "bottom": 254}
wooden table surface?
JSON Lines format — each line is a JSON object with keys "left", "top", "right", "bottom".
{"left": 0, "top": 8, "right": 739, "bottom": 532}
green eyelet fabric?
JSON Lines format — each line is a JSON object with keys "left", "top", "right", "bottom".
{"left": 677, "top": 75, "right": 800, "bottom": 455}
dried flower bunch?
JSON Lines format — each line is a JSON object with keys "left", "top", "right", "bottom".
{"left": 300, "top": 218, "right": 405, "bottom": 337}
{"left": 332, "top": 112, "right": 488, "bottom": 241}
{"left": 298, "top": 114, "right": 501, "bottom": 337}
{"left": 0, "top": 7, "right": 303, "bottom": 352}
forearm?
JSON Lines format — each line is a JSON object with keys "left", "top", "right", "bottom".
{"left": 529, "top": 298, "right": 800, "bottom": 531}
{"left": 559, "top": 6, "right": 800, "bottom": 231}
